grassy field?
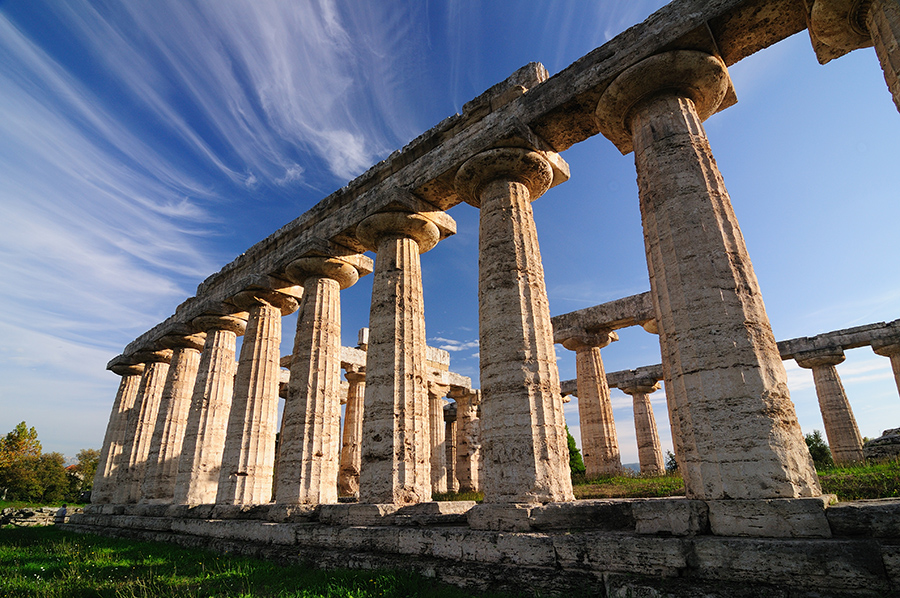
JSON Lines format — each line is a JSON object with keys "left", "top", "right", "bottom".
{"left": 571, "top": 472, "right": 685, "bottom": 499}
{"left": 817, "top": 458, "right": 900, "bottom": 500}
{"left": 0, "top": 526, "right": 510, "bottom": 598}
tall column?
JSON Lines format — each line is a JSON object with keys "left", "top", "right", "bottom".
{"left": 455, "top": 148, "right": 574, "bottom": 504}
{"left": 91, "top": 361, "right": 144, "bottom": 504}
{"left": 141, "top": 333, "right": 205, "bottom": 503}
{"left": 276, "top": 257, "right": 357, "bottom": 505}
{"left": 444, "top": 402, "right": 459, "bottom": 493}
{"left": 796, "top": 348, "right": 865, "bottom": 464}
{"left": 357, "top": 212, "right": 440, "bottom": 505}
{"left": 429, "top": 382, "right": 450, "bottom": 494}
{"left": 596, "top": 50, "right": 821, "bottom": 500}
{"left": 619, "top": 380, "right": 666, "bottom": 475}
{"left": 449, "top": 387, "right": 482, "bottom": 494}
{"left": 114, "top": 349, "right": 172, "bottom": 503}
{"left": 217, "top": 289, "right": 299, "bottom": 505}
{"left": 810, "top": 0, "right": 900, "bottom": 111}
{"left": 872, "top": 337, "right": 900, "bottom": 397}
{"left": 338, "top": 365, "right": 366, "bottom": 497}
{"left": 555, "top": 328, "right": 622, "bottom": 477}
{"left": 173, "top": 313, "right": 247, "bottom": 505}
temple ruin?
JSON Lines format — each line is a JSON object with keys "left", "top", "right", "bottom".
{"left": 69, "top": 0, "right": 900, "bottom": 595}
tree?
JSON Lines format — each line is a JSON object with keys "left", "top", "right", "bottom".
{"left": 805, "top": 430, "right": 834, "bottom": 470}
{"left": 36, "top": 452, "right": 68, "bottom": 503}
{"left": 0, "top": 421, "right": 43, "bottom": 501}
{"left": 665, "top": 450, "right": 679, "bottom": 474}
{"left": 566, "top": 426, "right": 586, "bottom": 478}
{"left": 66, "top": 448, "right": 100, "bottom": 500}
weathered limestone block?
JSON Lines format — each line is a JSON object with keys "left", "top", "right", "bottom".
{"left": 429, "top": 382, "right": 450, "bottom": 494}
{"left": 357, "top": 212, "right": 441, "bottom": 505}
{"left": 449, "top": 387, "right": 481, "bottom": 493}
{"left": 337, "top": 366, "right": 365, "bottom": 497}
{"left": 706, "top": 496, "right": 835, "bottom": 538}
{"left": 795, "top": 348, "right": 865, "bottom": 464}
{"left": 173, "top": 313, "right": 247, "bottom": 505}
{"left": 826, "top": 497, "right": 900, "bottom": 537}
{"left": 632, "top": 498, "right": 710, "bottom": 536}
{"left": 872, "top": 338, "right": 900, "bottom": 397}
{"left": 92, "top": 362, "right": 144, "bottom": 504}
{"left": 141, "top": 334, "right": 205, "bottom": 503}
{"left": 596, "top": 50, "right": 820, "bottom": 501}
{"left": 863, "top": 427, "right": 900, "bottom": 462}
{"left": 115, "top": 349, "right": 172, "bottom": 504}
{"left": 620, "top": 380, "right": 666, "bottom": 476}
{"left": 277, "top": 256, "right": 358, "bottom": 505}
{"left": 455, "top": 147, "right": 573, "bottom": 504}
{"left": 555, "top": 327, "right": 622, "bottom": 477}
{"left": 217, "top": 288, "right": 299, "bottom": 505}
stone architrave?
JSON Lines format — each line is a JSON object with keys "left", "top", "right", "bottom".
{"left": 217, "top": 289, "right": 299, "bottom": 505}
{"left": 872, "top": 338, "right": 900, "bottom": 397}
{"left": 795, "top": 348, "right": 865, "bottom": 464}
{"left": 91, "top": 362, "right": 144, "bottom": 504}
{"left": 810, "top": 0, "right": 900, "bottom": 111}
{"left": 356, "top": 212, "right": 440, "bottom": 505}
{"left": 595, "top": 50, "right": 821, "bottom": 500}
{"left": 276, "top": 257, "right": 357, "bottom": 505}
{"left": 455, "top": 148, "right": 574, "bottom": 504}
{"left": 338, "top": 366, "right": 366, "bottom": 497}
{"left": 429, "top": 382, "right": 450, "bottom": 494}
{"left": 173, "top": 313, "right": 247, "bottom": 505}
{"left": 448, "top": 387, "right": 482, "bottom": 494}
{"left": 619, "top": 379, "right": 666, "bottom": 475}
{"left": 444, "top": 403, "right": 459, "bottom": 493}
{"left": 141, "top": 333, "right": 205, "bottom": 503}
{"left": 555, "top": 328, "right": 622, "bottom": 477}
{"left": 114, "top": 349, "right": 172, "bottom": 504}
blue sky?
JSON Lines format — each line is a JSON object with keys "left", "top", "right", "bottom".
{"left": 1, "top": 0, "right": 897, "bottom": 467}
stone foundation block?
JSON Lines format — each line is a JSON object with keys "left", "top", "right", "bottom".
{"left": 394, "top": 501, "right": 476, "bottom": 526}
{"left": 132, "top": 504, "right": 171, "bottom": 517}
{"left": 826, "top": 498, "right": 900, "bottom": 537}
{"left": 581, "top": 534, "right": 688, "bottom": 576}
{"left": 633, "top": 498, "right": 709, "bottom": 536}
{"left": 466, "top": 503, "right": 534, "bottom": 531}
{"left": 258, "top": 504, "right": 318, "bottom": 523}
{"left": 529, "top": 499, "right": 635, "bottom": 531}
{"left": 707, "top": 496, "right": 834, "bottom": 538}
{"left": 880, "top": 543, "right": 900, "bottom": 587}
{"left": 318, "top": 503, "right": 400, "bottom": 526}
{"left": 497, "top": 533, "right": 556, "bottom": 566}
{"left": 165, "top": 504, "right": 216, "bottom": 519}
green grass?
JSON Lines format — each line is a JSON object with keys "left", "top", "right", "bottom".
{"left": 571, "top": 472, "right": 685, "bottom": 499}
{"left": 0, "top": 500, "right": 83, "bottom": 510}
{"left": 0, "top": 526, "right": 511, "bottom": 598}
{"left": 816, "top": 457, "right": 900, "bottom": 501}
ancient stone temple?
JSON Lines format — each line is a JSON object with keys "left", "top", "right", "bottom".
{"left": 72, "top": 0, "right": 900, "bottom": 595}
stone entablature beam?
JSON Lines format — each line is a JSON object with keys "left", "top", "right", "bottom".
{"left": 779, "top": 319, "right": 900, "bottom": 359}
{"left": 551, "top": 292, "right": 656, "bottom": 336}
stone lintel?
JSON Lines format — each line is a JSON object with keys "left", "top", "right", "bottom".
{"left": 794, "top": 346, "right": 846, "bottom": 368}
{"left": 551, "top": 292, "right": 656, "bottom": 336}
{"left": 447, "top": 371, "right": 472, "bottom": 390}
{"left": 778, "top": 319, "right": 900, "bottom": 359}
{"left": 426, "top": 345, "right": 451, "bottom": 368}
{"left": 707, "top": 496, "right": 836, "bottom": 538}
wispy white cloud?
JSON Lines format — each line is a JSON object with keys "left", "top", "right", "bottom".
{"left": 430, "top": 337, "right": 479, "bottom": 353}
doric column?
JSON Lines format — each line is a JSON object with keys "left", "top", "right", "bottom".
{"left": 429, "top": 382, "right": 450, "bottom": 494}
{"left": 91, "top": 361, "right": 144, "bottom": 504}
{"left": 444, "top": 402, "right": 459, "bottom": 493}
{"left": 596, "top": 50, "right": 820, "bottom": 500}
{"left": 795, "top": 348, "right": 865, "bottom": 464}
{"left": 810, "top": 0, "right": 900, "bottom": 111}
{"left": 114, "top": 349, "right": 172, "bottom": 503}
{"left": 338, "top": 365, "right": 366, "bottom": 497}
{"left": 555, "top": 328, "right": 622, "bottom": 477}
{"left": 356, "top": 212, "right": 440, "bottom": 505}
{"left": 872, "top": 337, "right": 900, "bottom": 397}
{"left": 276, "top": 257, "right": 358, "bottom": 505}
{"left": 449, "top": 387, "right": 482, "bottom": 494}
{"left": 173, "top": 313, "right": 247, "bottom": 505}
{"left": 455, "top": 148, "right": 574, "bottom": 504}
{"left": 619, "top": 379, "right": 665, "bottom": 475}
{"left": 141, "top": 333, "right": 205, "bottom": 503}
{"left": 216, "top": 288, "right": 299, "bottom": 505}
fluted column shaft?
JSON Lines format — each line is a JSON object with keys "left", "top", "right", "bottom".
{"left": 621, "top": 381, "right": 665, "bottom": 475}
{"left": 450, "top": 388, "right": 481, "bottom": 494}
{"left": 455, "top": 148, "right": 574, "bottom": 504}
{"left": 558, "top": 329, "right": 621, "bottom": 477}
{"left": 91, "top": 363, "right": 144, "bottom": 504}
{"left": 873, "top": 340, "right": 900, "bottom": 397}
{"left": 141, "top": 335, "right": 204, "bottom": 503}
{"left": 173, "top": 314, "right": 246, "bottom": 505}
{"left": 429, "top": 383, "right": 450, "bottom": 494}
{"left": 796, "top": 350, "right": 865, "bottom": 464}
{"left": 357, "top": 212, "right": 439, "bottom": 505}
{"left": 115, "top": 351, "right": 172, "bottom": 503}
{"left": 868, "top": 0, "right": 900, "bottom": 110}
{"left": 276, "top": 257, "right": 357, "bottom": 505}
{"left": 217, "top": 290, "right": 298, "bottom": 505}
{"left": 596, "top": 51, "right": 820, "bottom": 500}
{"left": 338, "top": 368, "right": 366, "bottom": 497}
{"left": 445, "top": 415, "right": 459, "bottom": 493}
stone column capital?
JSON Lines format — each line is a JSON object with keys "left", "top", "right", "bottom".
{"left": 344, "top": 367, "right": 366, "bottom": 384}
{"left": 160, "top": 333, "right": 207, "bottom": 352}
{"left": 192, "top": 313, "right": 248, "bottom": 336}
{"left": 795, "top": 347, "right": 847, "bottom": 369}
{"left": 809, "top": 0, "right": 875, "bottom": 53}
{"left": 619, "top": 379, "right": 661, "bottom": 396}
{"left": 454, "top": 148, "right": 554, "bottom": 208}
{"left": 110, "top": 362, "right": 145, "bottom": 377}
{"left": 230, "top": 288, "right": 301, "bottom": 316}
{"left": 873, "top": 337, "right": 900, "bottom": 357}
{"left": 285, "top": 256, "right": 359, "bottom": 290}
{"left": 428, "top": 381, "right": 451, "bottom": 399}
{"left": 356, "top": 211, "right": 441, "bottom": 254}
{"left": 554, "top": 327, "right": 618, "bottom": 351}
{"left": 131, "top": 348, "right": 173, "bottom": 365}
{"left": 595, "top": 50, "right": 731, "bottom": 154}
